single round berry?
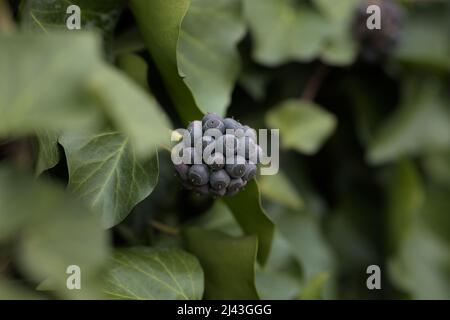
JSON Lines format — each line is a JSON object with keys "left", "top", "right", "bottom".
{"left": 188, "top": 164, "right": 209, "bottom": 186}
{"left": 187, "top": 120, "right": 202, "bottom": 134}
{"left": 203, "top": 128, "right": 223, "bottom": 140}
{"left": 223, "top": 118, "right": 242, "bottom": 131}
{"left": 203, "top": 118, "right": 225, "bottom": 133}
{"left": 225, "top": 156, "right": 246, "bottom": 178}
{"left": 234, "top": 127, "right": 245, "bottom": 138}
{"left": 205, "top": 152, "right": 225, "bottom": 171}
{"left": 174, "top": 163, "right": 190, "bottom": 181}
{"left": 227, "top": 178, "right": 245, "bottom": 196}
{"left": 187, "top": 120, "right": 202, "bottom": 145}
{"left": 243, "top": 162, "right": 257, "bottom": 181}
{"left": 210, "top": 187, "right": 227, "bottom": 197}
{"left": 202, "top": 112, "right": 222, "bottom": 124}
{"left": 210, "top": 169, "right": 231, "bottom": 190}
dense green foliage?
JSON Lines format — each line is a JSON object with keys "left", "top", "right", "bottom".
{"left": 0, "top": 0, "right": 449, "bottom": 299}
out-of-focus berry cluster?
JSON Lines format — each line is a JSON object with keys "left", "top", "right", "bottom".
{"left": 172, "top": 113, "right": 262, "bottom": 197}
{"left": 354, "top": 0, "right": 405, "bottom": 61}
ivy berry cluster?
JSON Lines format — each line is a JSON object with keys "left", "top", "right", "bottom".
{"left": 173, "top": 113, "right": 262, "bottom": 197}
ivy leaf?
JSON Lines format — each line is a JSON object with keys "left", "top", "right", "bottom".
{"left": 268, "top": 206, "right": 335, "bottom": 281}
{"left": 312, "top": 0, "right": 359, "bottom": 24}
{"left": 389, "top": 223, "right": 450, "bottom": 299}
{"left": 255, "top": 233, "right": 303, "bottom": 299}
{"left": 87, "top": 65, "right": 172, "bottom": 159}
{"left": 0, "top": 281, "right": 45, "bottom": 300}
{"left": 297, "top": 272, "right": 330, "bottom": 300}
{"left": 223, "top": 179, "right": 275, "bottom": 265}
{"left": 183, "top": 227, "right": 259, "bottom": 300}
{"left": 394, "top": 6, "right": 450, "bottom": 71}
{"left": 60, "top": 132, "right": 159, "bottom": 228}
{"left": 105, "top": 247, "right": 203, "bottom": 300}
{"left": 178, "top": 0, "right": 246, "bottom": 115}
{"left": 129, "top": 0, "right": 203, "bottom": 124}
{"left": 258, "top": 172, "right": 304, "bottom": 210}
{"left": 35, "top": 130, "right": 60, "bottom": 176}
{"left": 320, "top": 31, "right": 357, "bottom": 66}
{"left": 0, "top": 165, "right": 109, "bottom": 299}
{"left": 423, "top": 151, "right": 450, "bottom": 188}
{"left": 386, "top": 160, "right": 424, "bottom": 254}
{"left": 266, "top": 99, "right": 337, "bottom": 155}
{"left": 368, "top": 77, "right": 450, "bottom": 165}
{"left": 0, "top": 33, "right": 103, "bottom": 137}
{"left": 20, "top": 0, "right": 125, "bottom": 42}
{"left": 244, "top": 0, "right": 329, "bottom": 66}
{"left": 312, "top": 0, "right": 359, "bottom": 66}
{"left": 244, "top": 0, "right": 358, "bottom": 66}
{"left": 116, "top": 54, "right": 149, "bottom": 90}
{"left": 0, "top": 32, "right": 170, "bottom": 161}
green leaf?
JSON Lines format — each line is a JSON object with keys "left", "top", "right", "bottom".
{"left": 244, "top": 0, "right": 329, "bottom": 66}
{"left": 191, "top": 200, "right": 242, "bottom": 237}
{"left": 268, "top": 207, "right": 335, "bottom": 280}
{"left": 368, "top": 77, "right": 450, "bottom": 165}
{"left": 60, "top": 132, "right": 159, "bottom": 228}
{"left": 255, "top": 233, "right": 302, "bottom": 299}
{"left": 297, "top": 272, "right": 329, "bottom": 300}
{"left": 35, "top": 130, "right": 60, "bottom": 176}
{"left": 389, "top": 223, "right": 450, "bottom": 299}
{"left": 178, "top": 0, "right": 246, "bottom": 115}
{"left": 421, "top": 184, "right": 450, "bottom": 245}
{"left": 87, "top": 65, "right": 172, "bottom": 159}
{"left": 320, "top": 30, "right": 357, "bottom": 66}
{"left": 0, "top": 33, "right": 170, "bottom": 159}
{"left": 0, "top": 33, "right": 103, "bottom": 137}
{"left": 0, "top": 281, "right": 44, "bottom": 300}
{"left": 223, "top": 179, "right": 275, "bottom": 265}
{"left": 387, "top": 160, "right": 424, "bottom": 254}
{"left": 388, "top": 178, "right": 450, "bottom": 298}
{"left": 423, "top": 151, "right": 450, "bottom": 188}
{"left": 105, "top": 247, "right": 203, "bottom": 300}
{"left": 129, "top": 0, "right": 203, "bottom": 124}
{"left": 258, "top": 172, "right": 304, "bottom": 210}
{"left": 183, "top": 227, "right": 259, "bottom": 300}
{"left": 20, "top": 0, "right": 126, "bottom": 60}
{"left": 244, "top": 0, "right": 358, "bottom": 66}
{"left": 312, "top": 0, "right": 359, "bottom": 65}
{"left": 266, "top": 99, "right": 337, "bottom": 155}
{"left": 394, "top": 6, "right": 450, "bottom": 71}
{"left": 312, "top": 0, "right": 359, "bottom": 24}
{"left": 116, "top": 54, "right": 149, "bottom": 90}
{"left": 20, "top": 0, "right": 125, "bottom": 35}
{"left": 0, "top": 165, "right": 109, "bottom": 299}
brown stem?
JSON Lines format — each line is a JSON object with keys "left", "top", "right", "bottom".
{"left": 0, "top": 0, "right": 15, "bottom": 32}
{"left": 302, "top": 64, "right": 328, "bottom": 102}
{"left": 149, "top": 220, "right": 179, "bottom": 236}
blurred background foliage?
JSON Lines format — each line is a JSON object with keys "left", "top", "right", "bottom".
{"left": 0, "top": 0, "right": 449, "bottom": 299}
